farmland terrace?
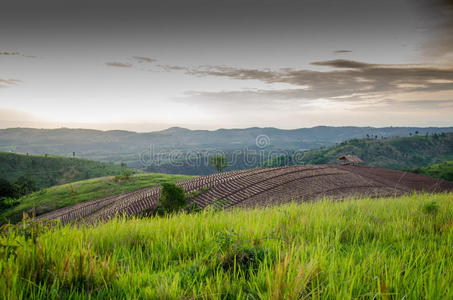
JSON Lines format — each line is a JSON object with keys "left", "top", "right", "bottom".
{"left": 37, "top": 165, "right": 453, "bottom": 225}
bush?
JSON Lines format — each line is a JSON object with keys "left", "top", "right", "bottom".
{"left": 158, "top": 183, "right": 186, "bottom": 213}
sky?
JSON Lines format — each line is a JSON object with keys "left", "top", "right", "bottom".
{"left": 1, "top": 0, "right": 453, "bottom": 131}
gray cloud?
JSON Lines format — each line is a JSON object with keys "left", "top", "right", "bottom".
{"left": 311, "top": 59, "right": 373, "bottom": 69}
{"left": 164, "top": 60, "right": 453, "bottom": 91}
{"left": 133, "top": 56, "right": 156, "bottom": 63}
{"left": 333, "top": 50, "right": 352, "bottom": 54}
{"left": 105, "top": 57, "right": 156, "bottom": 68}
{"left": 0, "top": 78, "right": 22, "bottom": 88}
{"left": 0, "top": 51, "right": 36, "bottom": 58}
{"left": 158, "top": 64, "right": 197, "bottom": 72}
{"left": 105, "top": 62, "right": 133, "bottom": 68}
{"left": 0, "top": 51, "right": 20, "bottom": 56}
{"left": 164, "top": 60, "right": 453, "bottom": 108}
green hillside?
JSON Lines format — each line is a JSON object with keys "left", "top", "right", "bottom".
{"left": 0, "top": 173, "right": 192, "bottom": 223}
{"left": 0, "top": 152, "right": 137, "bottom": 189}
{"left": 265, "top": 133, "right": 453, "bottom": 170}
{"left": 412, "top": 161, "right": 453, "bottom": 181}
{"left": 1, "top": 193, "right": 452, "bottom": 299}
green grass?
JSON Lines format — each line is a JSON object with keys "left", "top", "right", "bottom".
{"left": 0, "top": 173, "right": 192, "bottom": 223}
{"left": 1, "top": 193, "right": 452, "bottom": 299}
{"left": 412, "top": 161, "right": 453, "bottom": 181}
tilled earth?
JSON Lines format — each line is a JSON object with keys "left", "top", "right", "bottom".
{"left": 37, "top": 165, "right": 453, "bottom": 224}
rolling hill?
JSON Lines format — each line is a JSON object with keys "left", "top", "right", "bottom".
{"left": 264, "top": 133, "right": 453, "bottom": 170}
{"left": 0, "top": 152, "right": 137, "bottom": 189}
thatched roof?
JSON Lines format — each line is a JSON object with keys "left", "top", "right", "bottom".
{"left": 337, "top": 155, "right": 363, "bottom": 164}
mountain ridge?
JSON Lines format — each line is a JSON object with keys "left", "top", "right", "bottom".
{"left": 2, "top": 126, "right": 453, "bottom": 169}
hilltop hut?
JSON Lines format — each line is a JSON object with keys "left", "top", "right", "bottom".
{"left": 337, "top": 154, "right": 363, "bottom": 166}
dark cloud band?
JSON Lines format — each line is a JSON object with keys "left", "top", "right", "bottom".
{"left": 333, "top": 50, "right": 352, "bottom": 54}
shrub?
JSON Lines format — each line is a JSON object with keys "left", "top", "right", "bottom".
{"left": 158, "top": 183, "right": 186, "bottom": 213}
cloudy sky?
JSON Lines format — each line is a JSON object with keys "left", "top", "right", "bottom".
{"left": 1, "top": 0, "right": 453, "bottom": 131}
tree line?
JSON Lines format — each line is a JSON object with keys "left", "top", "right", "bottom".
{"left": 0, "top": 176, "right": 38, "bottom": 211}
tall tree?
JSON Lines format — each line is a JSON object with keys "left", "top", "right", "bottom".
{"left": 210, "top": 155, "right": 228, "bottom": 172}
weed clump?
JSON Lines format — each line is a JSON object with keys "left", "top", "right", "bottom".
{"left": 420, "top": 200, "right": 439, "bottom": 216}
{"left": 214, "top": 230, "right": 269, "bottom": 277}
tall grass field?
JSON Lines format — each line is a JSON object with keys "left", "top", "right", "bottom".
{"left": 1, "top": 193, "right": 452, "bottom": 299}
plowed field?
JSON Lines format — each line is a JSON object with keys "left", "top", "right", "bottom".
{"left": 37, "top": 165, "right": 453, "bottom": 224}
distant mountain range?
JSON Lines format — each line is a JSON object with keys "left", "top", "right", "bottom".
{"left": 1, "top": 126, "right": 452, "bottom": 169}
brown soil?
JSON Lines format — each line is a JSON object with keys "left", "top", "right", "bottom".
{"left": 37, "top": 165, "right": 453, "bottom": 224}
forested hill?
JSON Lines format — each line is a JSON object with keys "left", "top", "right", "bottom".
{"left": 0, "top": 152, "right": 136, "bottom": 189}
{"left": 265, "top": 133, "right": 453, "bottom": 170}
{"left": 1, "top": 126, "right": 452, "bottom": 168}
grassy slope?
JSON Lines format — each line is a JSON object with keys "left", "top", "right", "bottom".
{"left": 0, "top": 173, "right": 192, "bottom": 222}
{"left": 1, "top": 193, "right": 452, "bottom": 299}
{"left": 266, "top": 133, "right": 453, "bottom": 170}
{"left": 412, "top": 161, "right": 453, "bottom": 181}
{"left": 0, "top": 152, "right": 138, "bottom": 189}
